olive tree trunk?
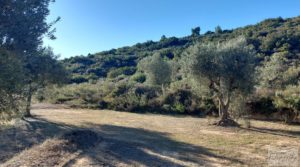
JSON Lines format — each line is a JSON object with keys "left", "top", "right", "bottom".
{"left": 24, "top": 84, "right": 32, "bottom": 117}
{"left": 161, "top": 84, "right": 166, "bottom": 97}
{"left": 215, "top": 96, "right": 239, "bottom": 126}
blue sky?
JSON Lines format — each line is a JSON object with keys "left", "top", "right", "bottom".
{"left": 43, "top": 0, "right": 300, "bottom": 59}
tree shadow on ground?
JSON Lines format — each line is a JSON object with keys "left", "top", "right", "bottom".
{"left": 1, "top": 117, "right": 243, "bottom": 166}
{"left": 72, "top": 123, "right": 244, "bottom": 166}
{"left": 241, "top": 126, "right": 300, "bottom": 138}
{"left": 0, "top": 116, "right": 74, "bottom": 163}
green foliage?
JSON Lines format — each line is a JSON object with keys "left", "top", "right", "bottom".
{"left": 44, "top": 83, "right": 104, "bottom": 109}
{"left": 108, "top": 66, "right": 136, "bottom": 78}
{"left": 162, "top": 89, "right": 204, "bottom": 114}
{"left": 229, "top": 95, "right": 250, "bottom": 120}
{"left": 0, "top": 49, "right": 24, "bottom": 95}
{"left": 191, "top": 27, "right": 201, "bottom": 36}
{"left": 70, "top": 75, "right": 89, "bottom": 84}
{"left": 184, "top": 36, "right": 256, "bottom": 123}
{"left": 215, "top": 26, "right": 222, "bottom": 34}
{"left": 111, "top": 83, "right": 131, "bottom": 97}
{"left": 138, "top": 53, "right": 172, "bottom": 87}
{"left": 186, "top": 36, "right": 256, "bottom": 94}
{"left": 173, "top": 103, "right": 185, "bottom": 113}
{"left": 42, "top": 16, "right": 300, "bottom": 122}
{"left": 274, "top": 85, "right": 300, "bottom": 123}
{"left": 259, "top": 52, "right": 289, "bottom": 89}
{"left": 0, "top": 0, "right": 59, "bottom": 53}
{"left": 131, "top": 73, "right": 147, "bottom": 83}
{"left": 27, "top": 47, "right": 69, "bottom": 86}
{"left": 0, "top": 49, "right": 25, "bottom": 120}
{"left": 63, "top": 16, "right": 300, "bottom": 86}
{"left": 0, "top": 0, "right": 67, "bottom": 117}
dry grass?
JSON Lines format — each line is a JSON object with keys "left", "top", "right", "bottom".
{"left": 3, "top": 130, "right": 100, "bottom": 167}
{"left": 0, "top": 103, "right": 300, "bottom": 166}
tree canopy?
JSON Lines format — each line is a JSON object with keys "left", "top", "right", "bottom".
{"left": 185, "top": 36, "right": 256, "bottom": 125}
{"left": 0, "top": 0, "right": 67, "bottom": 118}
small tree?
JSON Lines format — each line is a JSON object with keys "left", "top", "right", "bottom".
{"left": 192, "top": 27, "right": 201, "bottom": 37}
{"left": 185, "top": 36, "right": 256, "bottom": 126}
{"left": 138, "top": 53, "right": 172, "bottom": 95}
{"left": 24, "top": 47, "right": 68, "bottom": 117}
{"left": 215, "top": 25, "right": 222, "bottom": 34}
{"left": 160, "top": 35, "right": 167, "bottom": 41}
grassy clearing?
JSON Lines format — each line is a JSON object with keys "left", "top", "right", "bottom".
{"left": 1, "top": 104, "right": 299, "bottom": 166}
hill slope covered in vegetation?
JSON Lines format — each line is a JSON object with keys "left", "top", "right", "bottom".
{"left": 63, "top": 16, "right": 300, "bottom": 83}
{"left": 43, "top": 16, "right": 300, "bottom": 123}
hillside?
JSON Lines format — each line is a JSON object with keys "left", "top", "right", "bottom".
{"left": 63, "top": 16, "right": 300, "bottom": 83}
{"left": 40, "top": 16, "right": 300, "bottom": 122}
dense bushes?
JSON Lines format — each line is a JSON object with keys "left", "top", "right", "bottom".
{"left": 246, "top": 87, "right": 300, "bottom": 123}
{"left": 130, "top": 73, "right": 146, "bottom": 83}
{"left": 162, "top": 89, "right": 201, "bottom": 114}
{"left": 274, "top": 85, "right": 300, "bottom": 123}
{"left": 43, "top": 83, "right": 104, "bottom": 109}
{"left": 41, "top": 82, "right": 215, "bottom": 116}
{"left": 248, "top": 97, "right": 277, "bottom": 116}
{"left": 108, "top": 66, "right": 137, "bottom": 78}
{"left": 0, "top": 49, "right": 25, "bottom": 121}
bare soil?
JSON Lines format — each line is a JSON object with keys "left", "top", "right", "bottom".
{"left": 1, "top": 103, "right": 300, "bottom": 167}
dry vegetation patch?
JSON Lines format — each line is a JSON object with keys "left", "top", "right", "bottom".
{"left": 2, "top": 130, "right": 101, "bottom": 167}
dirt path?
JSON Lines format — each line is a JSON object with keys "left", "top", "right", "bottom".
{"left": 1, "top": 104, "right": 300, "bottom": 166}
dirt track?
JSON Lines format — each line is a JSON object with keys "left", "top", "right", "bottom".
{"left": 1, "top": 104, "right": 300, "bottom": 166}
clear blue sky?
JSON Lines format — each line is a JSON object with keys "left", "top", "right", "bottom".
{"left": 43, "top": 0, "right": 300, "bottom": 59}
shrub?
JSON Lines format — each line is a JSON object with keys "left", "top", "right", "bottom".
{"left": 248, "top": 96, "right": 276, "bottom": 115}
{"left": 107, "top": 66, "right": 136, "bottom": 78}
{"left": 107, "top": 84, "right": 160, "bottom": 112}
{"left": 108, "top": 93, "right": 141, "bottom": 112}
{"left": 229, "top": 95, "right": 250, "bottom": 120}
{"left": 70, "top": 75, "right": 88, "bottom": 84}
{"left": 111, "top": 83, "right": 131, "bottom": 97}
{"left": 173, "top": 103, "right": 185, "bottom": 113}
{"left": 274, "top": 85, "right": 300, "bottom": 123}
{"left": 44, "top": 83, "right": 105, "bottom": 109}
{"left": 131, "top": 73, "right": 146, "bottom": 83}
{"left": 199, "top": 97, "right": 217, "bottom": 116}
{"left": 134, "top": 84, "right": 159, "bottom": 99}
{"left": 162, "top": 89, "right": 203, "bottom": 114}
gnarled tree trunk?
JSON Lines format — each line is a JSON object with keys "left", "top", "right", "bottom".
{"left": 24, "top": 84, "right": 32, "bottom": 117}
{"left": 215, "top": 96, "right": 239, "bottom": 127}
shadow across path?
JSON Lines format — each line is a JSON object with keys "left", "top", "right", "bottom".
{"left": 241, "top": 126, "right": 300, "bottom": 138}
{"left": 1, "top": 117, "right": 243, "bottom": 166}
{"left": 0, "top": 117, "right": 73, "bottom": 163}
{"left": 76, "top": 123, "right": 243, "bottom": 166}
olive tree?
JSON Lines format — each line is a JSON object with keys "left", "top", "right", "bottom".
{"left": 138, "top": 53, "right": 172, "bottom": 95}
{"left": 185, "top": 36, "right": 256, "bottom": 126}
{"left": 0, "top": 0, "right": 65, "bottom": 117}
{"left": 0, "top": 0, "right": 59, "bottom": 53}
{"left": 24, "top": 47, "right": 68, "bottom": 117}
